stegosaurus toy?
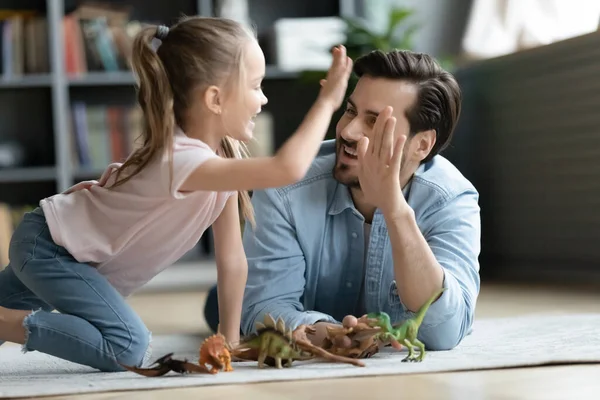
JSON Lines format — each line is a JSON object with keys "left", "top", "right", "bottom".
{"left": 230, "top": 313, "right": 365, "bottom": 368}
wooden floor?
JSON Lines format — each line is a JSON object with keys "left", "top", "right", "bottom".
{"left": 31, "top": 282, "right": 600, "bottom": 399}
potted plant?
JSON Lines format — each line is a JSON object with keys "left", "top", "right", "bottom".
{"left": 301, "top": 7, "right": 418, "bottom": 83}
{"left": 301, "top": 6, "right": 453, "bottom": 84}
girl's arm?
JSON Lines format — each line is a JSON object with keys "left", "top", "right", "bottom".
{"left": 179, "top": 45, "right": 352, "bottom": 193}
{"left": 210, "top": 192, "right": 247, "bottom": 344}
{"left": 180, "top": 97, "right": 335, "bottom": 193}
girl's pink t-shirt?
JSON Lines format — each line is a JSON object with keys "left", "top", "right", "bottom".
{"left": 39, "top": 130, "right": 234, "bottom": 297}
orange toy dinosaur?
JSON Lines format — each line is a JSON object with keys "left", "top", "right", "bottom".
{"left": 199, "top": 333, "right": 233, "bottom": 373}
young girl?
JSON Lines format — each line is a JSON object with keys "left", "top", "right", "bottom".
{"left": 0, "top": 16, "right": 352, "bottom": 372}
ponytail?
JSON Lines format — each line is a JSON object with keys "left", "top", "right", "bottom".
{"left": 220, "top": 136, "right": 255, "bottom": 228}
{"left": 110, "top": 19, "right": 256, "bottom": 233}
{"left": 111, "top": 25, "right": 175, "bottom": 188}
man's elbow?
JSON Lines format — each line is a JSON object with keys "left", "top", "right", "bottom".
{"left": 419, "top": 309, "right": 474, "bottom": 351}
{"left": 422, "top": 329, "right": 464, "bottom": 351}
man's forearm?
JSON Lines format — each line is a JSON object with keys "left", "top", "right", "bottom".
{"left": 384, "top": 206, "right": 445, "bottom": 312}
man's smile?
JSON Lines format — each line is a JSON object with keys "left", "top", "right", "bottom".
{"left": 339, "top": 140, "right": 359, "bottom": 166}
{"left": 343, "top": 144, "right": 358, "bottom": 158}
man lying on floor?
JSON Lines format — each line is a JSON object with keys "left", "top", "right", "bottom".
{"left": 204, "top": 48, "right": 481, "bottom": 351}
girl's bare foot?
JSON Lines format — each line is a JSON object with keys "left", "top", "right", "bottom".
{"left": 0, "top": 305, "right": 32, "bottom": 344}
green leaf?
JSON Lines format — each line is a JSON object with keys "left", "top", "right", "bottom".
{"left": 298, "top": 6, "right": 423, "bottom": 82}
{"left": 343, "top": 17, "right": 374, "bottom": 39}
{"left": 385, "top": 7, "right": 414, "bottom": 39}
{"left": 396, "top": 23, "right": 419, "bottom": 50}
{"left": 436, "top": 56, "right": 455, "bottom": 72}
{"left": 372, "top": 36, "right": 390, "bottom": 50}
{"left": 298, "top": 69, "right": 327, "bottom": 83}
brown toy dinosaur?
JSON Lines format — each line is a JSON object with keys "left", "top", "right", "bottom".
{"left": 120, "top": 352, "right": 210, "bottom": 376}
{"left": 229, "top": 314, "right": 365, "bottom": 368}
{"left": 321, "top": 314, "right": 403, "bottom": 359}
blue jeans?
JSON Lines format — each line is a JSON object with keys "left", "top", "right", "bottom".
{"left": 0, "top": 208, "right": 151, "bottom": 372}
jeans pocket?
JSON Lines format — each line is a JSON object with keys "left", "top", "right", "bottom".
{"left": 9, "top": 220, "right": 46, "bottom": 271}
{"left": 11, "top": 217, "right": 45, "bottom": 244}
{"left": 9, "top": 240, "right": 34, "bottom": 272}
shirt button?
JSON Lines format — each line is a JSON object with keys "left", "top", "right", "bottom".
{"left": 352, "top": 232, "right": 358, "bottom": 238}
{"left": 346, "top": 282, "right": 352, "bottom": 288}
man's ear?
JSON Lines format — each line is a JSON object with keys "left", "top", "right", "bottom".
{"left": 203, "top": 85, "right": 222, "bottom": 115}
{"left": 413, "top": 129, "right": 436, "bottom": 162}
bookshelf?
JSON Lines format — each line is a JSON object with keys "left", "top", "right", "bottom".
{"left": 0, "top": 0, "right": 362, "bottom": 266}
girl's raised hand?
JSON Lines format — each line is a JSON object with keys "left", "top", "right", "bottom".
{"left": 317, "top": 45, "right": 353, "bottom": 110}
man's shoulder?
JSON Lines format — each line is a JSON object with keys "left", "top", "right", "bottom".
{"left": 409, "top": 155, "right": 478, "bottom": 208}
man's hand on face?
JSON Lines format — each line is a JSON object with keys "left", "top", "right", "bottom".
{"left": 356, "top": 106, "right": 410, "bottom": 219}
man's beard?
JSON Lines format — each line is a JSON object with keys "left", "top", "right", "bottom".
{"left": 332, "top": 138, "right": 361, "bottom": 188}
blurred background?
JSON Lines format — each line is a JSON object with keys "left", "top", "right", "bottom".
{"left": 0, "top": 0, "right": 599, "bottom": 293}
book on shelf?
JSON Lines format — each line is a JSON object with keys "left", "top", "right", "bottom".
{"left": 0, "top": 9, "right": 49, "bottom": 77}
{"left": 64, "top": 1, "right": 150, "bottom": 77}
{"left": 0, "top": 1, "right": 143, "bottom": 79}
{"left": 69, "top": 102, "right": 143, "bottom": 172}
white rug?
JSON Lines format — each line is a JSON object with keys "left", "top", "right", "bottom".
{"left": 1, "top": 313, "right": 600, "bottom": 398}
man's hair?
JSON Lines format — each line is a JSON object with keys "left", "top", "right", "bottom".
{"left": 353, "top": 49, "right": 461, "bottom": 163}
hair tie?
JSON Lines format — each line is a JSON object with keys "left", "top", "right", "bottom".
{"left": 155, "top": 25, "right": 169, "bottom": 40}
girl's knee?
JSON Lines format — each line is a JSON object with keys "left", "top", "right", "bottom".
{"left": 114, "top": 326, "right": 152, "bottom": 368}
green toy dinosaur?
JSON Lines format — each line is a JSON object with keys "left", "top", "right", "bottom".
{"left": 366, "top": 287, "right": 446, "bottom": 362}
{"left": 230, "top": 314, "right": 365, "bottom": 368}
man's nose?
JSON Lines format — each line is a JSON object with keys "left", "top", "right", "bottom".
{"left": 340, "top": 120, "right": 363, "bottom": 142}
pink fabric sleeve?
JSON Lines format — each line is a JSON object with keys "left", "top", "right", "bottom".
{"left": 170, "top": 145, "right": 219, "bottom": 198}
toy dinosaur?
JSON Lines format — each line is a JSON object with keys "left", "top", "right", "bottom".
{"left": 230, "top": 313, "right": 365, "bottom": 368}
{"left": 321, "top": 314, "right": 386, "bottom": 358}
{"left": 366, "top": 287, "right": 446, "bottom": 362}
{"left": 198, "top": 333, "right": 234, "bottom": 373}
{"left": 121, "top": 333, "right": 235, "bottom": 377}
{"left": 120, "top": 352, "right": 210, "bottom": 376}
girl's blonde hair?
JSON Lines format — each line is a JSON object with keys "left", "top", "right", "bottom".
{"left": 111, "top": 16, "right": 256, "bottom": 226}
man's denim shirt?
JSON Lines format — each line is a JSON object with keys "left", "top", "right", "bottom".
{"left": 241, "top": 140, "right": 481, "bottom": 350}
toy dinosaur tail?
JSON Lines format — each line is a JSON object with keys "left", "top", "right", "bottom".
{"left": 412, "top": 287, "right": 446, "bottom": 327}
